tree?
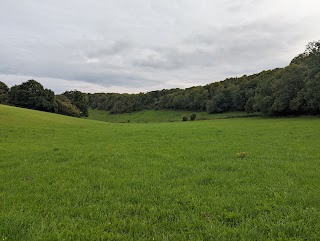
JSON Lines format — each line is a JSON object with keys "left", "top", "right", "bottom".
{"left": 8, "top": 80, "right": 55, "bottom": 112}
{"left": 206, "top": 92, "right": 228, "bottom": 113}
{"left": 271, "top": 65, "right": 306, "bottom": 114}
{"left": 305, "top": 40, "right": 320, "bottom": 55}
{"left": 0, "top": 81, "right": 9, "bottom": 103}
{"left": 303, "top": 74, "right": 320, "bottom": 114}
{"left": 54, "top": 95, "right": 81, "bottom": 117}
{"left": 62, "top": 90, "right": 89, "bottom": 117}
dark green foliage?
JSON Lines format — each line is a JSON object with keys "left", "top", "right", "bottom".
{"left": 190, "top": 113, "right": 196, "bottom": 121}
{"left": 182, "top": 115, "right": 188, "bottom": 121}
{"left": 304, "top": 75, "right": 320, "bottom": 113}
{"left": 253, "top": 65, "right": 307, "bottom": 114}
{"left": 0, "top": 81, "right": 9, "bottom": 103}
{"left": 54, "top": 95, "right": 81, "bottom": 117}
{"left": 62, "top": 90, "right": 89, "bottom": 117}
{"left": 8, "top": 80, "right": 55, "bottom": 112}
{"left": 0, "top": 80, "right": 82, "bottom": 117}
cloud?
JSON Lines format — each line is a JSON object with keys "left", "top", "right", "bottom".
{"left": 0, "top": 0, "right": 320, "bottom": 93}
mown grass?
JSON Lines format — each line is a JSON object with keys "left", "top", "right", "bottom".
{"left": 0, "top": 104, "right": 320, "bottom": 240}
{"left": 86, "top": 108, "right": 260, "bottom": 123}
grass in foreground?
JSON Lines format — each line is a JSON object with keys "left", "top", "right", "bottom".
{"left": 0, "top": 104, "right": 320, "bottom": 240}
{"left": 86, "top": 108, "right": 260, "bottom": 123}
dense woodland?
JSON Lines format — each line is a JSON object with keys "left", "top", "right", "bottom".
{"left": 0, "top": 80, "right": 88, "bottom": 117}
{"left": 1, "top": 41, "right": 320, "bottom": 117}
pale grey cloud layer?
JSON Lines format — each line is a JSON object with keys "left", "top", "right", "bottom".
{"left": 0, "top": 0, "right": 320, "bottom": 93}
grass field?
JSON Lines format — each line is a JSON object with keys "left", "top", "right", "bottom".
{"left": 1, "top": 104, "right": 320, "bottom": 240}
{"left": 86, "top": 108, "right": 260, "bottom": 123}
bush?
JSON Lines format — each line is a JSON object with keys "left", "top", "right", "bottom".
{"left": 182, "top": 115, "right": 188, "bottom": 121}
{"left": 190, "top": 113, "right": 197, "bottom": 121}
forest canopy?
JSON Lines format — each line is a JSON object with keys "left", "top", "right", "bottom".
{"left": 87, "top": 40, "right": 320, "bottom": 115}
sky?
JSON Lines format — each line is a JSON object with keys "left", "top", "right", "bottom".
{"left": 0, "top": 0, "right": 320, "bottom": 94}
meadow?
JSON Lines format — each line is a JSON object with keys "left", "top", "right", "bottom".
{"left": 0, "top": 104, "right": 320, "bottom": 240}
{"left": 86, "top": 108, "right": 260, "bottom": 123}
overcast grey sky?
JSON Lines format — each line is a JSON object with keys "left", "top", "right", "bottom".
{"left": 0, "top": 0, "right": 319, "bottom": 93}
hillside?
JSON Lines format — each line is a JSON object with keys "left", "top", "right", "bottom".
{"left": 1, "top": 104, "right": 320, "bottom": 240}
{"left": 87, "top": 41, "right": 320, "bottom": 115}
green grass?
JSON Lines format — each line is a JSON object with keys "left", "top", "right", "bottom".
{"left": 1, "top": 104, "right": 320, "bottom": 240}
{"left": 86, "top": 108, "right": 260, "bottom": 123}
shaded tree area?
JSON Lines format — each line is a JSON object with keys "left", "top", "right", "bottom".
{"left": 0, "top": 81, "right": 9, "bottom": 104}
{"left": 0, "top": 80, "right": 83, "bottom": 117}
{"left": 8, "top": 80, "right": 56, "bottom": 112}
{"left": 55, "top": 95, "right": 81, "bottom": 117}
{"left": 88, "top": 73, "right": 262, "bottom": 114}
{"left": 88, "top": 40, "right": 320, "bottom": 116}
{"left": 62, "top": 90, "right": 89, "bottom": 117}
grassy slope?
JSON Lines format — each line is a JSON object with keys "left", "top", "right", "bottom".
{"left": 86, "top": 108, "right": 260, "bottom": 123}
{"left": 0, "top": 104, "right": 320, "bottom": 240}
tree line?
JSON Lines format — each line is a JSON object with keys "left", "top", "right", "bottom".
{"left": 88, "top": 41, "right": 320, "bottom": 115}
{"left": 1, "top": 41, "right": 320, "bottom": 117}
{"left": 0, "top": 80, "right": 88, "bottom": 117}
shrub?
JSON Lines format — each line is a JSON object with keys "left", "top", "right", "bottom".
{"left": 182, "top": 115, "right": 188, "bottom": 121}
{"left": 190, "top": 113, "right": 197, "bottom": 121}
